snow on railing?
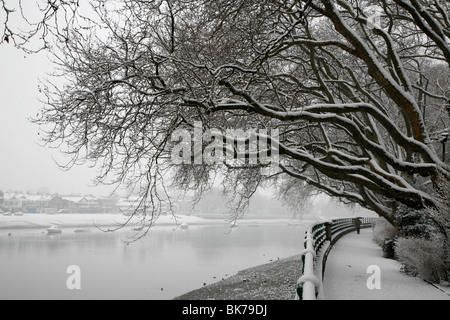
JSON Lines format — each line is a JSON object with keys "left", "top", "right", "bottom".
{"left": 297, "top": 217, "right": 375, "bottom": 300}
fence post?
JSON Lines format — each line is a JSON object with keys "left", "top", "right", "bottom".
{"left": 325, "top": 222, "right": 332, "bottom": 241}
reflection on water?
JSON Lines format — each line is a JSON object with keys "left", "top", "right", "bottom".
{"left": 0, "top": 223, "right": 305, "bottom": 300}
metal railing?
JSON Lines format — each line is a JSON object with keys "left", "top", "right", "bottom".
{"left": 297, "top": 217, "right": 375, "bottom": 300}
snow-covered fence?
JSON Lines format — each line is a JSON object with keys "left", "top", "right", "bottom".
{"left": 297, "top": 217, "right": 375, "bottom": 300}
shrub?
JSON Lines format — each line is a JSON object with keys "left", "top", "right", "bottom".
{"left": 372, "top": 218, "right": 399, "bottom": 258}
{"left": 372, "top": 218, "right": 397, "bottom": 246}
{"left": 394, "top": 204, "right": 440, "bottom": 239}
{"left": 395, "top": 237, "right": 449, "bottom": 284}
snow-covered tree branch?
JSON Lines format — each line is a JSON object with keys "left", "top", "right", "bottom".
{"left": 9, "top": 0, "right": 447, "bottom": 233}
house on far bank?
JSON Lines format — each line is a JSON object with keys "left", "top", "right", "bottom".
{"left": 61, "top": 196, "right": 119, "bottom": 213}
{"left": 61, "top": 196, "right": 86, "bottom": 213}
{"left": 116, "top": 196, "right": 141, "bottom": 215}
{"left": 98, "top": 196, "right": 119, "bottom": 213}
{"left": 116, "top": 196, "right": 172, "bottom": 216}
{"left": 1, "top": 192, "right": 119, "bottom": 214}
{"left": 61, "top": 196, "right": 101, "bottom": 213}
{"left": 2, "top": 193, "right": 57, "bottom": 213}
{"left": 22, "top": 194, "right": 53, "bottom": 213}
{"left": 2, "top": 193, "right": 27, "bottom": 212}
{"left": 46, "top": 195, "right": 66, "bottom": 213}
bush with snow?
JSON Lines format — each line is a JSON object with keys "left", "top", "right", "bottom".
{"left": 372, "top": 218, "right": 399, "bottom": 258}
{"left": 394, "top": 204, "right": 440, "bottom": 239}
{"left": 372, "top": 218, "right": 398, "bottom": 246}
{"left": 395, "top": 237, "right": 449, "bottom": 284}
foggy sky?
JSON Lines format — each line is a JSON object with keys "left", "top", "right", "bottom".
{"left": 0, "top": 45, "right": 112, "bottom": 196}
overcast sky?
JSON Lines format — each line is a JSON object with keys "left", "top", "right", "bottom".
{"left": 0, "top": 44, "right": 114, "bottom": 196}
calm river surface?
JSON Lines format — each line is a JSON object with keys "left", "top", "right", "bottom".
{"left": 0, "top": 221, "right": 306, "bottom": 299}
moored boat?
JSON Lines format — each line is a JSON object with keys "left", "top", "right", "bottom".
{"left": 74, "top": 228, "right": 91, "bottom": 233}
{"left": 180, "top": 223, "right": 189, "bottom": 229}
{"left": 47, "top": 225, "right": 62, "bottom": 234}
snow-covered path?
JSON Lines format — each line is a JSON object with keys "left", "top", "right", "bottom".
{"left": 323, "top": 228, "right": 450, "bottom": 300}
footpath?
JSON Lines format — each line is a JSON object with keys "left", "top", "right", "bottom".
{"left": 323, "top": 228, "right": 450, "bottom": 300}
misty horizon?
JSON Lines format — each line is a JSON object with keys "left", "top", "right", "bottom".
{"left": 0, "top": 45, "right": 114, "bottom": 196}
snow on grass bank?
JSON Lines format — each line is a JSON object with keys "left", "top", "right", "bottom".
{"left": 0, "top": 213, "right": 216, "bottom": 230}
{"left": 0, "top": 213, "right": 302, "bottom": 230}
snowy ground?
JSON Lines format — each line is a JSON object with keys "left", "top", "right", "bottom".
{"left": 0, "top": 213, "right": 300, "bottom": 230}
{"left": 323, "top": 228, "right": 450, "bottom": 300}
{"left": 0, "top": 213, "right": 206, "bottom": 230}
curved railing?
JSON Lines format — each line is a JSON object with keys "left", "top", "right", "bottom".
{"left": 297, "top": 217, "right": 375, "bottom": 300}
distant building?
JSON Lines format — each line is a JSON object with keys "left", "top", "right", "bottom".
{"left": 116, "top": 196, "right": 141, "bottom": 215}
{"left": 22, "top": 194, "right": 52, "bottom": 213}
{"left": 61, "top": 196, "right": 85, "bottom": 213}
{"left": 1, "top": 191, "right": 120, "bottom": 214}
{"left": 73, "top": 197, "right": 100, "bottom": 213}
{"left": 2, "top": 193, "right": 26, "bottom": 212}
{"left": 45, "top": 195, "right": 65, "bottom": 213}
{"left": 116, "top": 196, "right": 172, "bottom": 216}
{"left": 98, "top": 196, "right": 119, "bottom": 213}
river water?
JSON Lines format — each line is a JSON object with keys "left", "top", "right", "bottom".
{"left": 0, "top": 221, "right": 306, "bottom": 300}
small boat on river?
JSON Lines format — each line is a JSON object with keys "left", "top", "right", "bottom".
{"left": 47, "top": 225, "right": 62, "bottom": 234}
{"left": 180, "top": 223, "right": 189, "bottom": 229}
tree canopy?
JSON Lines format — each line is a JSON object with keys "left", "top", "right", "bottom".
{"left": 3, "top": 0, "right": 449, "bottom": 233}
